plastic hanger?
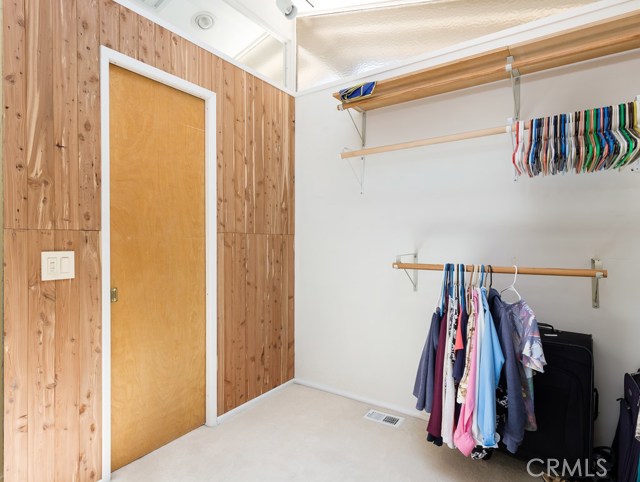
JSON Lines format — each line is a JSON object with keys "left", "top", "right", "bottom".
{"left": 524, "top": 120, "right": 534, "bottom": 177}
{"left": 609, "top": 105, "right": 626, "bottom": 169}
{"left": 622, "top": 102, "right": 640, "bottom": 167}
{"left": 459, "top": 264, "right": 466, "bottom": 313}
{"left": 627, "top": 101, "right": 640, "bottom": 165}
{"left": 500, "top": 265, "right": 522, "bottom": 302}
{"left": 576, "top": 111, "right": 585, "bottom": 173}
{"left": 615, "top": 103, "right": 634, "bottom": 169}
{"left": 511, "top": 121, "right": 522, "bottom": 177}
{"left": 438, "top": 263, "right": 448, "bottom": 313}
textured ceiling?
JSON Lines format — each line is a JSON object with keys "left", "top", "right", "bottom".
{"left": 296, "top": 0, "right": 600, "bottom": 90}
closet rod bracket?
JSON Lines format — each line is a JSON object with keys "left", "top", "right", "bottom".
{"left": 342, "top": 110, "right": 367, "bottom": 193}
{"left": 506, "top": 56, "right": 521, "bottom": 121}
{"left": 591, "top": 258, "right": 604, "bottom": 309}
{"left": 395, "top": 253, "right": 418, "bottom": 291}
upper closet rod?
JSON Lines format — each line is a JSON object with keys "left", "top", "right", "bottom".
{"left": 341, "top": 92, "right": 640, "bottom": 160}
{"left": 392, "top": 262, "right": 607, "bottom": 279}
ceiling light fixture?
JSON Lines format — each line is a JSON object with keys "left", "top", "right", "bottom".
{"left": 193, "top": 12, "right": 215, "bottom": 30}
{"left": 276, "top": 0, "right": 298, "bottom": 19}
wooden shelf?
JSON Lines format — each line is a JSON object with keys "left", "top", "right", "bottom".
{"left": 333, "top": 11, "right": 640, "bottom": 112}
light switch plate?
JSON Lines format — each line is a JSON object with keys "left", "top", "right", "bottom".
{"left": 41, "top": 251, "right": 75, "bottom": 281}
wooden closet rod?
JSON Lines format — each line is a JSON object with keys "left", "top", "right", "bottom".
{"left": 341, "top": 124, "right": 517, "bottom": 159}
{"left": 392, "top": 262, "right": 607, "bottom": 279}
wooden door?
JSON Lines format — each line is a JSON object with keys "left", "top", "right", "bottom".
{"left": 109, "top": 65, "right": 206, "bottom": 471}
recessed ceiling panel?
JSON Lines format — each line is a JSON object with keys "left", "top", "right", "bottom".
{"left": 296, "top": 0, "right": 600, "bottom": 90}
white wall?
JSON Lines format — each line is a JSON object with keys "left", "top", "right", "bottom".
{"left": 295, "top": 49, "right": 640, "bottom": 447}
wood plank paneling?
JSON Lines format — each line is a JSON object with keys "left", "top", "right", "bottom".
{"left": 221, "top": 61, "right": 235, "bottom": 233}
{"left": 285, "top": 235, "right": 295, "bottom": 380}
{"left": 197, "top": 48, "right": 212, "bottom": 91}
{"left": 78, "top": 231, "right": 101, "bottom": 482}
{"left": 216, "top": 233, "right": 225, "bottom": 415}
{"left": 138, "top": 15, "right": 154, "bottom": 65}
{"left": 53, "top": 0, "right": 80, "bottom": 231}
{"left": 234, "top": 68, "right": 246, "bottom": 233}
{"left": 3, "top": 0, "right": 295, "bottom": 476}
{"left": 255, "top": 235, "right": 267, "bottom": 395}
{"left": 215, "top": 58, "right": 225, "bottom": 232}
{"left": 118, "top": 5, "right": 138, "bottom": 59}
{"left": 169, "top": 32, "right": 184, "bottom": 77}
{"left": 28, "top": 230, "right": 56, "bottom": 482}
{"left": 99, "top": 0, "right": 119, "bottom": 50}
{"left": 184, "top": 40, "right": 199, "bottom": 85}
{"left": 4, "top": 230, "right": 29, "bottom": 482}
{"left": 253, "top": 79, "right": 266, "bottom": 235}
{"left": 153, "top": 25, "right": 171, "bottom": 72}
{"left": 245, "top": 75, "right": 255, "bottom": 234}
{"left": 77, "top": 0, "right": 101, "bottom": 231}
{"left": 3, "top": 0, "right": 28, "bottom": 229}
{"left": 26, "top": 0, "right": 55, "bottom": 230}
{"left": 54, "top": 231, "right": 81, "bottom": 482}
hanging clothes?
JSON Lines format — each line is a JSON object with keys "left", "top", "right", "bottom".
{"left": 442, "top": 266, "right": 460, "bottom": 448}
{"left": 454, "top": 286, "right": 480, "bottom": 456}
{"left": 413, "top": 307, "right": 442, "bottom": 413}
{"left": 425, "top": 268, "right": 450, "bottom": 446}
{"left": 475, "top": 287, "right": 505, "bottom": 448}
{"left": 413, "top": 263, "right": 547, "bottom": 461}
{"left": 453, "top": 265, "right": 468, "bottom": 383}
{"left": 636, "top": 407, "right": 640, "bottom": 442}
{"left": 414, "top": 265, "right": 449, "bottom": 413}
{"left": 488, "top": 288, "right": 528, "bottom": 453}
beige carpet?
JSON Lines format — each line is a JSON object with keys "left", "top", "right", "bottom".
{"left": 112, "top": 384, "right": 533, "bottom": 481}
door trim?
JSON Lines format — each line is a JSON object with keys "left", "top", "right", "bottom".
{"left": 99, "top": 46, "right": 217, "bottom": 482}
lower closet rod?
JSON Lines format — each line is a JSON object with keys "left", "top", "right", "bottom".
{"left": 392, "top": 262, "right": 607, "bottom": 279}
{"left": 341, "top": 125, "right": 514, "bottom": 159}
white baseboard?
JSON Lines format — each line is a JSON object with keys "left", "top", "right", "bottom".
{"left": 216, "top": 379, "right": 296, "bottom": 424}
{"left": 293, "top": 378, "right": 428, "bottom": 421}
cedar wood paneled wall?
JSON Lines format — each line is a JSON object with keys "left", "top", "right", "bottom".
{"left": 2, "top": 0, "right": 295, "bottom": 480}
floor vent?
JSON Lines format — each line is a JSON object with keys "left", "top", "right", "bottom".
{"left": 364, "top": 409, "right": 404, "bottom": 428}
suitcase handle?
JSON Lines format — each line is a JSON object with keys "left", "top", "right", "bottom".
{"left": 538, "top": 322, "right": 557, "bottom": 332}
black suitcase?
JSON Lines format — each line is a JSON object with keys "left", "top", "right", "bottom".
{"left": 511, "top": 323, "right": 597, "bottom": 468}
{"left": 613, "top": 371, "right": 640, "bottom": 482}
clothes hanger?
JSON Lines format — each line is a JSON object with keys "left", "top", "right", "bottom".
{"left": 500, "top": 265, "right": 522, "bottom": 302}
{"left": 594, "top": 108, "right": 608, "bottom": 171}
{"left": 524, "top": 119, "right": 534, "bottom": 177}
{"left": 438, "top": 263, "right": 448, "bottom": 313}
{"left": 459, "top": 264, "right": 466, "bottom": 313}
{"left": 622, "top": 102, "right": 640, "bottom": 167}
{"left": 541, "top": 116, "right": 549, "bottom": 175}
{"left": 615, "top": 103, "right": 634, "bottom": 169}
{"left": 566, "top": 112, "right": 575, "bottom": 172}
{"left": 600, "top": 106, "right": 616, "bottom": 170}
{"left": 628, "top": 100, "right": 640, "bottom": 164}
{"left": 584, "top": 109, "right": 595, "bottom": 173}
{"left": 576, "top": 111, "right": 585, "bottom": 173}
{"left": 609, "top": 105, "right": 626, "bottom": 169}
{"left": 549, "top": 115, "right": 557, "bottom": 175}
{"left": 511, "top": 121, "right": 522, "bottom": 177}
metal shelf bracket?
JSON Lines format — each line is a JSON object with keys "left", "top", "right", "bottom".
{"left": 591, "top": 258, "right": 604, "bottom": 308}
{"left": 341, "top": 110, "right": 367, "bottom": 193}
{"left": 396, "top": 253, "right": 418, "bottom": 291}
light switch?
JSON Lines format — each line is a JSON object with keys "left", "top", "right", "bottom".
{"left": 41, "top": 251, "right": 75, "bottom": 281}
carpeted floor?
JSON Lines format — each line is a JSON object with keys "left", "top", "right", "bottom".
{"left": 112, "top": 384, "right": 534, "bottom": 481}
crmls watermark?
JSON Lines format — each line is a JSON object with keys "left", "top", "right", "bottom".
{"left": 526, "top": 458, "right": 608, "bottom": 478}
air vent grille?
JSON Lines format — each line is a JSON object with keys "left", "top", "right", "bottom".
{"left": 364, "top": 409, "right": 404, "bottom": 428}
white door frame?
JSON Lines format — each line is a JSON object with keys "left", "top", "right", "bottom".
{"left": 99, "top": 46, "right": 217, "bottom": 482}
